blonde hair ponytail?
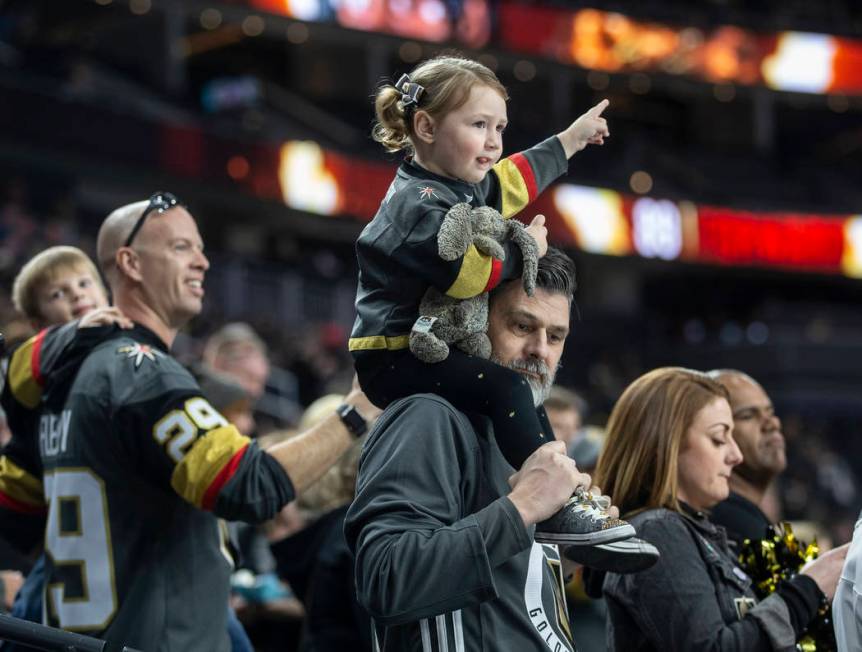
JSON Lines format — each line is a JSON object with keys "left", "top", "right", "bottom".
{"left": 372, "top": 85, "right": 413, "bottom": 153}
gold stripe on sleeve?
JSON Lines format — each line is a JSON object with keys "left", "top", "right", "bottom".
{"left": 492, "top": 158, "right": 530, "bottom": 219}
{"left": 348, "top": 335, "right": 411, "bottom": 351}
{"left": 0, "top": 456, "right": 45, "bottom": 508}
{"left": 171, "top": 426, "right": 250, "bottom": 508}
{"left": 8, "top": 336, "right": 41, "bottom": 409}
{"left": 445, "top": 244, "right": 492, "bottom": 299}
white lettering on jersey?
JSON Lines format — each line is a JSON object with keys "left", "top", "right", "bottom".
{"left": 39, "top": 410, "right": 72, "bottom": 458}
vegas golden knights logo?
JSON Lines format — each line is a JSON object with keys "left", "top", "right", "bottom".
{"left": 544, "top": 546, "right": 573, "bottom": 642}
{"left": 526, "top": 544, "right": 575, "bottom": 651}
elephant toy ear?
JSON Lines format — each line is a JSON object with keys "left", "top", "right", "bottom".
{"left": 507, "top": 220, "right": 538, "bottom": 296}
{"left": 438, "top": 203, "right": 474, "bottom": 261}
{"left": 472, "top": 234, "right": 505, "bottom": 260}
{"left": 469, "top": 206, "right": 507, "bottom": 259}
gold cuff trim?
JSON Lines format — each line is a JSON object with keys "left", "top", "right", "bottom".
{"left": 348, "top": 335, "right": 410, "bottom": 351}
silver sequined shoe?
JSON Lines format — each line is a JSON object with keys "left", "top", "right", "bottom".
{"left": 534, "top": 492, "right": 635, "bottom": 546}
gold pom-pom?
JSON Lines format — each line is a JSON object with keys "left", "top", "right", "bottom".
{"left": 738, "top": 523, "right": 834, "bottom": 652}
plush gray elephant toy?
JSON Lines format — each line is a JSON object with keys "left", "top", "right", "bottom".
{"left": 409, "top": 203, "right": 540, "bottom": 364}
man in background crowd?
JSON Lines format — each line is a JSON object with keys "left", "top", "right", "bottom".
{"left": 203, "top": 322, "right": 301, "bottom": 430}
{"left": 708, "top": 369, "right": 787, "bottom": 549}
{"left": 204, "top": 323, "right": 271, "bottom": 403}
{"left": 544, "top": 385, "right": 603, "bottom": 472}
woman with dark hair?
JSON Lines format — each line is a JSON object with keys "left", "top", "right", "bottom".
{"left": 591, "top": 367, "right": 847, "bottom": 651}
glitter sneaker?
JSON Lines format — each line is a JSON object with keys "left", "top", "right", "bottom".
{"left": 534, "top": 491, "right": 635, "bottom": 546}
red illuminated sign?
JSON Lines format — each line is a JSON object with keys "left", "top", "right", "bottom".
{"left": 697, "top": 209, "right": 846, "bottom": 271}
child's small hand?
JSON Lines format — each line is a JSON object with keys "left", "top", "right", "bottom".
{"left": 526, "top": 215, "right": 548, "bottom": 258}
{"left": 557, "top": 99, "right": 610, "bottom": 158}
{"left": 78, "top": 307, "right": 133, "bottom": 330}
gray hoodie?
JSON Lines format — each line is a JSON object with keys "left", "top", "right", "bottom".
{"left": 345, "top": 393, "right": 575, "bottom": 651}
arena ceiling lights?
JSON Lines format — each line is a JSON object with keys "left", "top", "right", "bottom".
{"left": 238, "top": 0, "right": 862, "bottom": 96}
{"left": 498, "top": 5, "right": 862, "bottom": 96}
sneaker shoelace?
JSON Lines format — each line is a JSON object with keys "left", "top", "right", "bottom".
{"left": 573, "top": 487, "right": 612, "bottom": 513}
{"left": 569, "top": 490, "right": 627, "bottom": 527}
{"left": 568, "top": 499, "right": 611, "bottom": 523}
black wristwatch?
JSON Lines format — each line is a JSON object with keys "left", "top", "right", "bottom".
{"left": 336, "top": 403, "right": 368, "bottom": 438}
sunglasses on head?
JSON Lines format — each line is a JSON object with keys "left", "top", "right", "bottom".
{"left": 124, "top": 191, "right": 184, "bottom": 247}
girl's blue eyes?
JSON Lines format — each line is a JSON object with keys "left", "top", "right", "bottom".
{"left": 473, "top": 121, "right": 506, "bottom": 132}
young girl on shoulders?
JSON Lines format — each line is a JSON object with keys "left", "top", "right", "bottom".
{"left": 350, "top": 55, "right": 631, "bottom": 547}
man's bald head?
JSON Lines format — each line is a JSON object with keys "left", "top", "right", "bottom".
{"left": 97, "top": 200, "right": 148, "bottom": 286}
{"left": 94, "top": 197, "right": 209, "bottom": 346}
{"left": 707, "top": 368, "right": 757, "bottom": 389}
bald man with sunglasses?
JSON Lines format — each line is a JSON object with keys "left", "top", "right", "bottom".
{"left": 0, "top": 194, "right": 377, "bottom": 652}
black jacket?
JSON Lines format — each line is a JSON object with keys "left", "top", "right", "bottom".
{"left": 592, "top": 507, "right": 821, "bottom": 651}
{"left": 710, "top": 491, "right": 774, "bottom": 552}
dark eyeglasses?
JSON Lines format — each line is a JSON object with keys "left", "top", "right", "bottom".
{"left": 124, "top": 191, "right": 184, "bottom": 247}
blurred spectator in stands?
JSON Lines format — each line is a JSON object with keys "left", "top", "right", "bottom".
{"left": 544, "top": 385, "right": 606, "bottom": 472}
{"left": 0, "top": 335, "right": 23, "bottom": 614}
{"left": 545, "top": 385, "right": 585, "bottom": 446}
{"left": 192, "top": 368, "right": 300, "bottom": 652}
{"left": 226, "top": 391, "right": 372, "bottom": 651}
{"left": 204, "top": 322, "right": 271, "bottom": 401}
{"left": 782, "top": 414, "right": 858, "bottom": 547}
{"left": 204, "top": 322, "right": 301, "bottom": 431}
{"left": 288, "top": 323, "right": 353, "bottom": 407}
{"left": 196, "top": 365, "right": 256, "bottom": 437}
{"left": 268, "top": 393, "right": 373, "bottom": 651}
{"left": 545, "top": 386, "right": 606, "bottom": 652}
{"left": 707, "top": 369, "right": 787, "bottom": 550}
{"left": 0, "top": 245, "right": 121, "bottom": 647}
{"left": 0, "top": 178, "right": 36, "bottom": 269}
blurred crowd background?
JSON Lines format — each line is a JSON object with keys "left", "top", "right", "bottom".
{"left": 1, "top": 0, "right": 861, "bottom": 649}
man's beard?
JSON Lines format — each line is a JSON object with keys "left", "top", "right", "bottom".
{"left": 490, "top": 355, "right": 557, "bottom": 407}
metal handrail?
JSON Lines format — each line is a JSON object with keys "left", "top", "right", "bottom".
{"left": 0, "top": 613, "right": 140, "bottom": 652}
